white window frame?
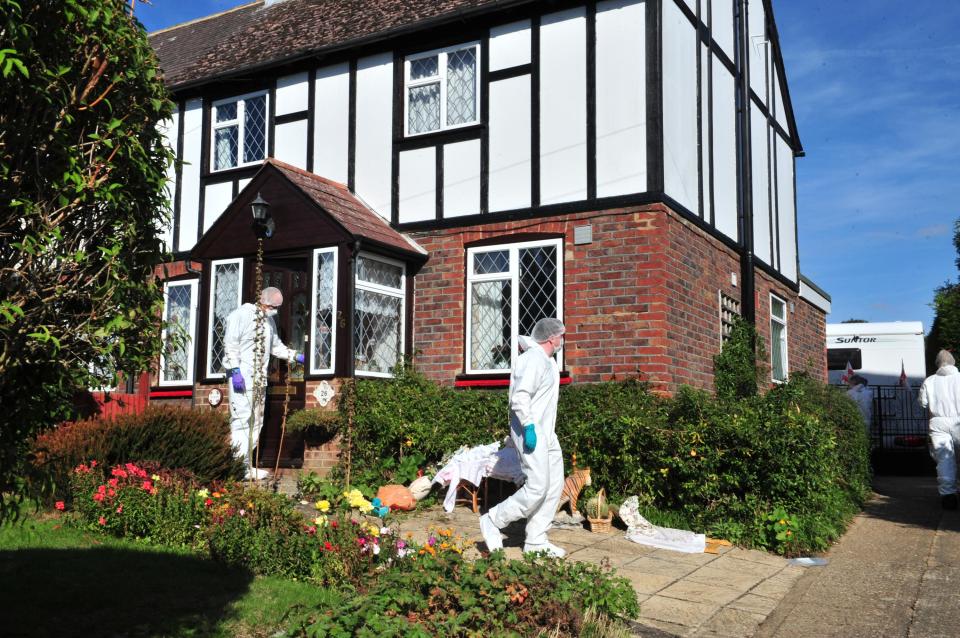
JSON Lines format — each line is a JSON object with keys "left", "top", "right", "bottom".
{"left": 206, "top": 257, "right": 244, "bottom": 378}
{"left": 310, "top": 247, "right": 339, "bottom": 375}
{"left": 465, "top": 237, "right": 564, "bottom": 374}
{"left": 354, "top": 253, "right": 406, "bottom": 378}
{"left": 159, "top": 279, "right": 199, "bottom": 386}
{"left": 210, "top": 90, "right": 269, "bottom": 172}
{"left": 404, "top": 41, "right": 482, "bottom": 137}
{"left": 770, "top": 293, "right": 788, "bottom": 383}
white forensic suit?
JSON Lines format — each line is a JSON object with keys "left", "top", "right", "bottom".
{"left": 920, "top": 364, "right": 960, "bottom": 496}
{"left": 223, "top": 303, "right": 297, "bottom": 464}
{"left": 846, "top": 383, "right": 874, "bottom": 432}
{"left": 486, "top": 342, "right": 564, "bottom": 547}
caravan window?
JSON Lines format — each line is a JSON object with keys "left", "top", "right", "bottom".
{"left": 828, "top": 348, "right": 862, "bottom": 371}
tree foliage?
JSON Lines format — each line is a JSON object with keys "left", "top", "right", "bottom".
{"left": 0, "top": 0, "right": 173, "bottom": 511}
{"left": 713, "top": 316, "right": 768, "bottom": 401}
{"left": 926, "top": 218, "right": 960, "bottom": 372}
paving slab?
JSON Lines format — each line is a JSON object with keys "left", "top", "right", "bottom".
{"left": 399, "top": 502, "right": 803, "bottom": 636}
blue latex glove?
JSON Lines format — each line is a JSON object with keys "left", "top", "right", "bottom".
{"left": 523, "top": 424, "right": 537, "bottom": 453}
{"left": 229, "top": 368, "right": 246, "bottom": 393}
{"left": 295, "top": 352, "right": 305, "bottom": 364}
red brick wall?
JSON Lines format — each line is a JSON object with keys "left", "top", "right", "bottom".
{"left": 409, "top": 204, "right": 826, "bottom": 395}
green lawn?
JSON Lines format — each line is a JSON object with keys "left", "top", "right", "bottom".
{"left": 0, "top": 515, "right": 340, "bottom": 638}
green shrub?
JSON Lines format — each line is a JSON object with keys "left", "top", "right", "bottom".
{"left": 32, "top": 406, "right": 246, "bottom": 490}
{"left": 338, "top": 367, "right": 507, "bottom": 483}
{"left": 288, "top": 551, "right": 639, "bottom": 637}
{"left": 286, "top": 408, "right": 341, "bottom": 436}
{"left": 69, "top": 460, "right": 207, "bottom": 550}
{"left": 713, "top": 317, "right": 768, "bottom": 401}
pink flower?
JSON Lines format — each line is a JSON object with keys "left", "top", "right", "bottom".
{"left": 54, "top": 501, "right": 65, "bottom": 511}
{"left": 98, "top": 516, "right": 106, "bottom": 526}
{"left": 108, "top": 478, "right": 119, "bottom": 488}
{"left": 90, "top": 460, "right": 98, "bottom": 468}
{"left": 204, "top": 498, "right": 213, "bottom": 507}
{"left": 357, "top": 537, "right": 366, "bottom": 546}
{"left": 97, "top": 485, "right": 107, "bottom": 494}
{"left": 116, "top": 505, "right": 123, "bottom": 514}
{"left": 331, "top": 520, "right": 339, "bottom": 529}
{"left": 92, "top": 492, "right": 104, "bottom": 502}
{"left": 427, "top": 536, "right": 436, "bottom": 547}
{"left": 306, "top": 526, "right": 317, "bottom": 535}
{"left": 141, "top": 480, "right": 153, "bottom": 492}
{"left": 107, "top": 488, "right": 116, "bottom": 498}
{"left": 323, "top": 541, "right": 333, "bottom": 551}
{"left": 396, "top": 540, "right": 406, "bottom": 550}
{"left": 111, "top": 467, "right": 128, "bottom": 479}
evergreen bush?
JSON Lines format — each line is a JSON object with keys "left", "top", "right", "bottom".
{"left": 31, "top": 406, "right": 245, "bottom": 490}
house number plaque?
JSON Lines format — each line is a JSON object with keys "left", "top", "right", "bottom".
{"left": 313, "top": 380, "right": 335, "bottom": 407}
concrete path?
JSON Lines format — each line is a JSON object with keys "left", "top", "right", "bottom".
{"left": 756, "top": 475, "right": 960, "bottom": 638}
{"left": 399, "top": 504, "right": 806, "bottom": 637}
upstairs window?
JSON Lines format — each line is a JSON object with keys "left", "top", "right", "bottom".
{"left": 770, "top": 294, "right": 788, "bottom": 383}
{"left": 212, "top": 92, "right": 268, "bottom": 171}
{"left": 405, "top": 43, "right": 480, "bottom": 136}
{"left": 466, "top": 238, "right": 563, "bottom": 373}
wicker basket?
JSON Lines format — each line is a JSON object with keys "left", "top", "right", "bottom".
{"left": 586, "top": 488, "right": 613, "bottom": 533}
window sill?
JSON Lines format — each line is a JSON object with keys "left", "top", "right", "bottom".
{"left": 149, "top": 388, "right": 194, "bottom": 399}
{"left": 454, "top": 372, "right": 571, "bottom": 389}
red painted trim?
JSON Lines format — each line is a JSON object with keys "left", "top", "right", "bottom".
{"left": 149, "top": 390, "right": 194, "bottom": 398}
{"left": 454, "top": 376, "right": 572, "bottom": 389}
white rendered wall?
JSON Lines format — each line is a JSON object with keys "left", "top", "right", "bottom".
{"left": 489, "top": 75, "right": 531, "bottom": 212}
{"left": 699, "top": 43, "right": 711, "bottom": 221}
{"left": 712, "top": 62, "right": 738, "bottom": 240}
{"left": 751, "top": 106, "right": 771, "bottom": 265}
{"left": 178, "top": 98, "right": 203, "bottom": 252}
{"left": 444, "top": 139, "right": 481, "bottom": 218}
{"left": 274, "top": 119, "right": 308, "bottom": 170}
{"left": 398, "top": 147, "right": 436, "bottom": 223}
{"left": 776, "top": 134, "right": 797, "bottom": 282}
{"left": 313, "top": 63, "right": 350, "bottom": 185}
{"left": 662, "top": 0, "right": 699, "bottom": 215}
{"left": 203, "top": 181, "right": 233, "bottom": 233}
{"left": 275, "top": 71, "right": 309, "bottom": 115}
{"left": 159, "top": 110, "right": 179, "bottom": 253}
{"left": 354, "top": 53, "right": 393, "bottom": 220}
{"left": 489, "top": 20, "right": 531, "bottom": 71}
{"left": 748, "top": 0, "right": 768, "bottom": 103}
{"left": 539, "top": 7, "right": 587, "bottom": 205}
{"left": 713, "top": 0, "right": 735, "bottom": 61}
{"left": 595, "top": 0, "right": 646, "bottom": 198}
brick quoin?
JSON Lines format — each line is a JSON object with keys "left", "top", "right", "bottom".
{"left": 409, "top": 204, "right": 827, "bottom": 395}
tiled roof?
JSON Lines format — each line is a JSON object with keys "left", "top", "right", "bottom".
{"left": 149, "top": 0, "right": 512, "bottom": 89}
{"left": 267, "top": 159, "right": 426, "bottom": 257}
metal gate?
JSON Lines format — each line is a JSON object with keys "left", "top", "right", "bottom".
{"left": 848, "top": 384, "right": 934, "bottom": 475}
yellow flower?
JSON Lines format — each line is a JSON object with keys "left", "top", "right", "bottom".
{"left": 313, "top": 515, "right": 328, "bottom": 527}
{"left": 151, "top": 474, "right": 161, "bottom": 482}
{"left": 368, "top": 525, "right": 380, "bottom": 537}
{"left": 689, "top": 450, "right": 697, "bottom": 457}
{"left": 659, "top": 467, "right": 669, "bottom": 476}
{"left": 779, "top": 519, "right": 786, "bottom": 525}
{"left": 785, "top": 530, "right": 793, "bottom": 537}
{"left": 315, "top": 500, "right": 331, "bottom": 513}
{"left": 197, "top": 488, "right": 209, "bottom": 498}
{"left": 405, "top": 438, "right": 413, "bottom": 447}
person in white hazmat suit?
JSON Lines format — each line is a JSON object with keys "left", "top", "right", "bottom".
{"left": 920, "top": 350, "right": 960, "bottom": 510}
{"left": 845, "top": 375, "right": 874, "bottom": 433}
{"left": 224, "top": 287, "right": 303, "bottom": 480}
{"left": 480, "top": 318, "right": 567, "bottom": 558}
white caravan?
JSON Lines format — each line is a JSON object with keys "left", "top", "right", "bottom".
{"left": 826, "top": 321, "right": 926, "bottom": 386}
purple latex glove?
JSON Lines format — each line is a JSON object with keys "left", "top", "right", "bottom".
{"left": 295, "top": 352, "right": 305, "bottom": 364}
{"left": 229, "top": 368, "right": 246, "bottom": 393}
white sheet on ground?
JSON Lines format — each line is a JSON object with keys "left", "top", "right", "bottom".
{"left": 432, "top": 440, "right": 526, "bottom": 512}
{"left": 619, "top": 495, "right": 706, "bottom": 553}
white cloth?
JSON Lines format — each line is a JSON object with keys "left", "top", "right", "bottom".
{"left": 223, "top": 303, "right": 297, "bottom": 464}
{"left": 619, "top": 496, "right": 706, "bottom": 553}
{"left": 920, "top": 365, "right": 960, "bottom": 495}
{"left": 487, "top": 343, "right": 564, "bottom": 546}
{"left": 846, "top": 384, "right": 874, "bottom": 429}
{"left": 432, "top": 442, "right": 525, "bottom": 512}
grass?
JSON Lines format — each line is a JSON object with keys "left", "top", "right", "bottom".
{"left": 0, "top": 515, "right": 341, "bottom": 638}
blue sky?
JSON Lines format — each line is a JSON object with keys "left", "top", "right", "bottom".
{"left": 138, "top": 1, "right": 959, "bottom": 333}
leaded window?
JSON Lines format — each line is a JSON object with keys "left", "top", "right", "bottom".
{"left": 770, "top": 294, "right": 788, "bottom": 383}
{"left": 354, "top": 254, "right": 405, "bottom": 377}
{"left": 206, "top": 258, "right": 243, "bottom": 377}
{"left": 160, "top": 280, "right": 198, "bottom": 385}
{"left": 466, "top": 238, "right": 563, "bottom": 373}
{"left": 212, "top": 92, "right": 268, "bottom": 171}
{"left": 310, "top": 248, "right": 338, "bottom": 374}
{"left": 405, "top": 43, "right": 480, "bottom": 136}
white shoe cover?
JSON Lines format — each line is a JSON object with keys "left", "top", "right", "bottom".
{"left": 523, "top": 541, "right": 566, "bottom": 558}
{"left": 479, "top": 513, "right": 504, "bottom": 551}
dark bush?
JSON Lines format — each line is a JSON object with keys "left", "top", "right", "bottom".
{"left": 32, "top": 406, "right": 245, "bottom": 489}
